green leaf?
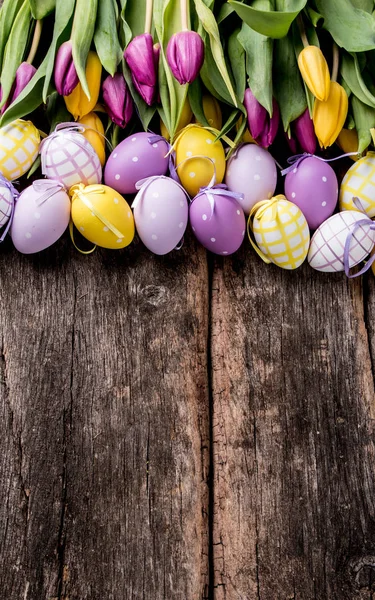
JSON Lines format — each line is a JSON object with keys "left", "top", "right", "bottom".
{"left": 94, "top": 0, "right": 122, "bottom": 76}
{"left": 0, "top": 0, "right": 25, "bottom": 71}
{"left": 227, "top": 28, "right": 246, "bottom": 101}
{"left": 228, "top": 0, "right": 307, "bottom": 39}
{"left": 193, "top": 0, "right": 237, "bottom": 106}
{"left": 46, "top": 91, "right": 71, "bottom": 132}
{"left": 29, "top": 0, "right": 56, "bottom": 19}
{"left": 0, "top": 0, "right": 32, "bottom": 108}
{"left": 27, "top": 155, "right": 41, "bottom": 178}
{"left": 350, "top": 0, "right": 373, "bottom": 12}
{"left": 217, "top": 3, "right": 234, "bottom": 24}
{"left": 273, "top": 35, "right": 306, "bottom": 131}
{"left": 121, "top": 0, "right": 147, "bottom": 44}
{"left": 315, "top": 0, "right": 375, "bottom": 52}
{"left": 216, "top": 109, "right": 240, "bottom": 140}
{"left": 304, "top": 7, "right": 323, "bottom": 27}
{"left": 122, "top": 59, "right": 156, "bottom": 131}
{"left": 188, "top": 79, "right": 209, "bottom": 126}
{"left": 238, "top": 21, "right": 273, "bottom": 115}
{"left": 42, "top": 0, "right": 76, "bottom": 102}
{"left": 352, "top": 95, "right": 375, "bottom": 152}
{"left": 341, "top": 52, "right": 375, "bottom": 108}
{"left": 200, "top": 41, "right": 235, "bottom": 105}
{"left": 71, "top": 0, "right": 98, "bottom": 99}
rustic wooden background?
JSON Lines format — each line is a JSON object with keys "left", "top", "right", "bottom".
{"left": 1, "top": 224, "right": 375, "bottom": 600}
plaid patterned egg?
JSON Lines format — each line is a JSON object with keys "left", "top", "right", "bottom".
{"left": 40, "top": 128, "right": 102, "bottom": 189}
{"left": 249, "top": 195, "right": 310, "bottom": 269}
{"left": 0, "top": 181, "right": 14, "bottom": 227}
{"left": 308, "top": 211, "right": 375, "bottom": 273}
{"left": 0, "top": 119, "right": 40, "bottom": 181}
{"left": 339, "top": 152, "right": 375, "bottom": 217}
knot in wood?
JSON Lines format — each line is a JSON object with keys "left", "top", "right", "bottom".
{"left": 140, "top": 285, "right": 168, "bottom": 306}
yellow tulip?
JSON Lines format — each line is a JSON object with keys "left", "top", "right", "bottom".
{"left": 337, "top": 128, "right": 361, "bottom": 160}
{"left": 313, "top": 81, "right": 348, "bottom": 148}
{"left": 160, "top": 97, "right": 193, "bottom": 141}
{"left": 65, "top": 51, "right": 102, "bottom": 120}
{"left": 298, "top": 46, "right": 331, "bottom": 102}
{"left": 78, "top": 112, "right": 106, "bottom": 166}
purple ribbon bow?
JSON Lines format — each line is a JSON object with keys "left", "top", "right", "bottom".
{"left": 344, "top": 218, "right": 375, "bottom": 278}
{"left": 281, "top": 151, "right": 359, "bottom": 176}
{"left": 32, "top": 179, "right": 66, "bottom": 206}
{"left": 194, "top": 182, "right": 244, "bottom": 219}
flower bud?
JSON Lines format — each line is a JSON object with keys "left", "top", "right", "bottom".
{"left": 78, "top": 112, "right": 106, "bottom": 166}
{"left": 337, "top": 128, "right": 360, "bottom": 160}
{"left": 298, "top": 46, "right": 330, "bottom": 102}
{"left": 124, "top": 34, "right": 158, "bottom": 106}
{"left": 313, "top": 81, "right": 348, "bottom": 148}
{"left": 64, "top": 51, "right": 102, "bottom": 120}
{"left": 54, "top": 41, "right": 79, "bottom": 96}
{"left": 287, "top": 108, "right": 316, "bottom": 155}
{"left": 1, "top": 62, "right": 37, "bottom": 114}
{"left": 102, "top": 73, "right": 133, "bottom": 128}
{"left": 166, "top": 31, "right": 204, "bottom": 85}
{"left": 244, "top": 88, "right": 267, "bottom": 140}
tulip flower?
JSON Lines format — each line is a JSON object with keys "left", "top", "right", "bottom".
{"left": 201, "top": 95, "right": 222, "bottom": 130}
{"left": 313, "top": 81, "right": 348, "bottom": 148}
{"left": 337, "top": 128, "right": 360, "bottom": 160}
{"left": 102, "top": 73, "right": 133, "bottom": 129}
{"left": 1, "top": 62, "right": 36, "bottom": 114}
{"left": 160, "top": 96, "right": 192, "bottom": 140}
{"left": 166, "top": 31, "right": 204, "bottom": 85}
{"left": 287, "top": 108, "right": 316, "bottom": 155}
{"left": 124, "top": 34, "right": 159, "bottom": 106}
{"left": 298, "top": 46, "right": 330, "bottom": 102}
{"left": 244, "top": 88, "right": 280, "bottom": 148}
{"left": 78, "top": 112, "right": 106, "bottom": 166}
{"left": 54, "top": 41, "right": 79, "bottom": 97}
{"left": 64, "top": 51, "right": 102, "bottom": 120}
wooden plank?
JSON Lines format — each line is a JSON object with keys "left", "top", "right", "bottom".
{"left": 211, "top": 249, "right": 375, "bottom": 600}
{"left": 0, "top": 234, "right": 210, "bottom": 599}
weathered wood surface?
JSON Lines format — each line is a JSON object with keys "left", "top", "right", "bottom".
{"left": 1, "top": 232, "right": 375, "bottom": 600}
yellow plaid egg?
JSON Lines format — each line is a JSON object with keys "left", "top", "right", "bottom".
{"left": 339, "top": 152, "right": 375, "bottom": 217}
{"left": 249, "top": 195, "right": 310, "bottom": 270}
{"left": 0, "top": 119, "right": 40, "bottom": 181}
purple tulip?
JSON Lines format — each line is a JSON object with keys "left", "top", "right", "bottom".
{"left": 54, "top": 41, "right": 79, "bottom": 96}
{"left": 1, "top": 62, "right": 37, "bottom": 114}
{"left": 102, "top": 73, "right": 133, "bottom": 128}
{"left": 244, "top": 88, "right": 280, "bottom": 148}
{"left": 166, "top": 31, "right": 204, "bottom": 85}
{"left": 291, "top": 108, "right": 317, "bottom": 155}
{"left": 124, "top": 33, "right": 159, "bottom": 106}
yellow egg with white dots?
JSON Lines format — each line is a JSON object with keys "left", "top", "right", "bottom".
{"left": 339, "top": 152, "right": 375, "bottom": 217}
{"left": 248, "top": 195, "right": 310, "bottom": 270}
{"left": 174, "top": 125, "right": 226, "bottom": 197}
{"left": 70, "top": 183, "right": 134, "bottom": 249}
{"left": 0, "top": 119, "right": 40, "bottom": 180}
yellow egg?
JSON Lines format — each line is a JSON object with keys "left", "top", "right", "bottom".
{"left": 339, "top": 152, "right": 375, "bottom": 217}
{"left": 70, "top": 183, "right": 134, "bottom": 249}
{"left": 174, "top": 125, "right": 226, "bottom": 197}
{"left": 0, "top": 119, "right": 40, "bottom": 180}
{"left": 249, "top": 195, "right": 310, "bottom": 270}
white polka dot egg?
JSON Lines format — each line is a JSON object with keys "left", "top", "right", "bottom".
{"left": 132, "top": 176, "right": 189, "bottom": 255}
{"left": 0, "top": 119, "right": 40, "bottom": 181}
{"left": 339, "top": 152, "right": 375, "bottom": 218}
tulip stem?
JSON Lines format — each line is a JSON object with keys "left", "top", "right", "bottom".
{"left": 181, "top": 0, "right": 189, "bottom": 31}
{"left": 297, "top": 14, "right": 309, "bottom": 48}
{"left": 332, "top": 42, "right": 339, "bottom": 82}
{"left": 144, "top": 0, "right": 153, "bottom": 35}
{"left": 26, "top": 20, "right": 43, "bottom": 65}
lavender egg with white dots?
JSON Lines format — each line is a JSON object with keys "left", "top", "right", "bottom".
{"left": 11, "top": 181, "right": 70, "bottom": 254}
{"left": 133, "top": 176, "right": 188, "bottom": 255}
{"left": 225, "top": 144, "right": 277, "bottom": 214}
{"left": 189, "top": 189, "right": 246, "bottom": 255}
{"left": 104, "top": 132, "right": 169, "bottom": 195}
{"left": 284, "top": 156, "right": 338, "bottom": 230}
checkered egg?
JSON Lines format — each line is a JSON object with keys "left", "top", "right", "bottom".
{"left": 0, "top": 183, "right": 14, "bottom": 227}
{"left": 252, "top": 197, "right": 310, "bottom": 270}
{"left": 0, "top": 119, "right": 40, "bottom": 181}
{"left": 41, "top": 131, "right": 102, "bottom": 188}
{"left": 308, "top": 211, "right": 375, "bottom": 273}
{"left": 339, "top": 152, "right": 375, "bottom": 217}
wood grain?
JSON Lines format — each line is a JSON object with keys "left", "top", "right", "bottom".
{"left": 0, "top": 233, "right": 210, "bottom": 600}
{"left": 211, "top": 248, "right": 375, "bottom": 600}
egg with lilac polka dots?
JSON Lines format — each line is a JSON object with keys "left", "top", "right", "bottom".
{"left": 225, "top": 144, "right": 277, "bottom": 214}
{"left": 70, "top": 183, "right": 134, "bottom": 249}
{"left": 11, "top": 180, "right": 70, "bottom": 254}
{"left": 284, "top": 156, "right": 338, "bottom": 230}
{"left": 133, "top": 176, "right": 188, "bottom": 255}
{"left": 174, "top": 125, "right": 225, "bottom": 197}
{"left": 189, "top": 187, "right": 246, "bottom": 255}
{"left": 104, "top": 132, "right": 169, "bottom": 195}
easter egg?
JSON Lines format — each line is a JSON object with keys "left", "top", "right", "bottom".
{"left": 133, "top": 176, "right": 188, "bottom": 255}
{"left": 11, "top": 180, "right": 70, "bottom": 254}
{"left": 249, "top": 195, "right": 310, "bottom": 269}
{"left": 70, "top": 183, "right": 134, "bottom": 249}
{"left": 104, "top": 132, "right": 169, "bottom": 195}
{"left": 284, "top": 156, "right": 338, "bottom": 229}
{"left": 308, "top": 211, "right": 375, "bottom": 273}
{"left": 174, "top": 125, "right": 225, "bottom": 197}
{"left": 40, "top": 126, "right": 102, "bottom": 188}
{"left": 225, "top": 144, "right": 277, "bottom": 214}
{"left": 0, "top": 176, "right": 17, "bottom": 228}
{"left": 190, "top": 187, "right": 246, "bottom": 255}
{"left": 339, "top": 152, "right": 375, "bottom": 217}
{"left": 0, "top": 119, "right": 40, "bottom": 180}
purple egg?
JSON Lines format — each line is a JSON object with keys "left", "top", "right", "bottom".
{"left": 190, "top": 189, "right": 246, "bottom": 255}
{"left": 104, "top": 132, "right": 169, "bottom": 195}
{"left": 133, "top": 176, "right": 189, "bottom": 255}
{"left": 225, "top": 144, "right": 277, "bottom": 214}
{"left": 284, "top": 156, "right": 338, "bottom": 230}
{"left": 11, "top": 180, "right": 70, "bottom": 254}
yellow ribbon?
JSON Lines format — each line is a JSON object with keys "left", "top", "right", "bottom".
{"left": 247, "top": 195, "right": 286, "bottom": 265}
{"left": 69, "top": 220, "right": 96, "bottom": 255}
